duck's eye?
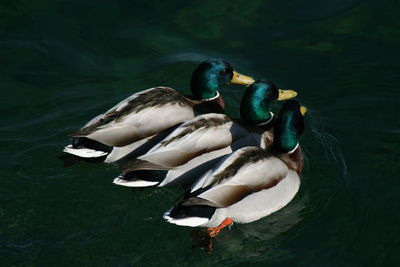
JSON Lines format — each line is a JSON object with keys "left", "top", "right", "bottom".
{"left": 220, "top": 69, "right": 228, "bottom": 75}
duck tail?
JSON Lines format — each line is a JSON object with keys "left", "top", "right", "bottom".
{"left": 63, "top": 137, "right": 111, "bottom": 159}
{"left": 113, "top": 175, "right": 160, "bottom": 187}
{"left": 113, "top": 169, "right": 168, "bottom": 187}
{"left": 120, "top": 158, "right": 172, "bottom": 174}
{"left": 163, "top": 204, "right": 215, "bottom": 227}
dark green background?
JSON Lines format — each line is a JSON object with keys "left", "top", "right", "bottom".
{"left": 1, "top": 0, "right": 399, "bottom": 266}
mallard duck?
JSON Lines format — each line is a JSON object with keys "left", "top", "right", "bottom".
{"left": 163, "top": 100, "right": 306, "bottom": 251}
{"left": 62, "top": 59, "right": 254, "bottom": 162}
{"left": 113, "top": 80, "right": 297, "bottom": 187}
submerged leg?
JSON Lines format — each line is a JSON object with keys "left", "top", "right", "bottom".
{"left": 207, "top": 218, "right": 233, "bottom": 238}
{"left": 191, "top": 218, "right": 234, "bottom": 253}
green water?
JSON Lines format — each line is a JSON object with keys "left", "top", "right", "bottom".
{"left": 1, "top": 0, "right": 399, "bottom": 266}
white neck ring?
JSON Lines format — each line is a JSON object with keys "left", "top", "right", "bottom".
{"left": 256, "top": 112, "right": 274, "bottom": 126}
{"left": 202, "top": 91, "right": 220, "bottom": 101}
{"left": 288, "top": 143, "right": 299, "bottom": 154}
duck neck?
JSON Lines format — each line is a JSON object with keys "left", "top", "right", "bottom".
{"left": 191, "top": 75, "right": 220, "bottom": 100}
{"left": 201, "top": 91, "right": 220, "bottom": 101}
{"left": 256, "top": 112, "right": 274, "bottom": 126}
{"left": 240, "top": 92, "right": 274, "bottom": 125}
{"left": 287, "top": 143, "right": 299, "bottom": 154}
{"left": 273, "top": 119, "right": 301, "bottom": 153}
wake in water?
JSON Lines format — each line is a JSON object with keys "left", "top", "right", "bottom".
{"left": 303, "top": 109, "right": 349, "bottom": 185}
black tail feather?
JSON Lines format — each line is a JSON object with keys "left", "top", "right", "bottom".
{"left": 169, "top": 204, "right": 216, "bottom": 220}
{"left": 72, "top": 137, "right": 112, "bottom": 153}
{"left": 122, "top": 169, "right": 168, "bottom": 183}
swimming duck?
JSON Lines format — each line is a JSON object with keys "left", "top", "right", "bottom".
{"left": 62, "top": 59, "right": 254, "bottom": 162}
{"left": 113, "top": 81, "right": 297, "bottom": 187}
{"left": 163, "top": 100, "right": 306, "bottom": 251}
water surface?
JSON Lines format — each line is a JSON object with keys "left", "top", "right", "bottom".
{"left": 1, "top": 0, "right": 399, "bottom": 266}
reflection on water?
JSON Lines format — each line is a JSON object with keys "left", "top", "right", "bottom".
{"left": 218, "top": 195, "right": 307, "bottom": 263}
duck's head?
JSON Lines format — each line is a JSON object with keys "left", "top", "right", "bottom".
{"left": 273, "top": 99, "right": 307, "bottom": 153}
{"left": 190, "top": 59, "right": 255, "bottom": 100}
{"left": 240, "top": 80, "right": 298, "bottom": 125}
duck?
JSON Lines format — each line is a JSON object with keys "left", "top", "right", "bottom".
{"left": 113, "top": 80, "right": 297, "bottom": 187}
{"left": 163, "top": 100, "right": 307, "bottom": 251}
{"left": 62, "top": 59, "right": 255, "bottom": 163}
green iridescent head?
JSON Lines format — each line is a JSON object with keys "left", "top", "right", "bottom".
{"left": 240, "top": 80, "right": 279, "bottom": 125}
{"left": 273, "top": 100, "right": 306, "bottom": 153}
{"left": 190, "top": 59, "right": 254, "bottom": 100}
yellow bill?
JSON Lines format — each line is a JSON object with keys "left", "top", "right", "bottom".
{"left": 230, "top": 71, "right": 255, "bottom": 86}
{"left": 300, "top": 106, "right": 307, "bottom": 116}
{"left": 278, "top": 89, "right": 298, "bottom": 100}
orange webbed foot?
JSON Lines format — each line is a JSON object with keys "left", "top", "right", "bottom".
{"left": 191, "top": 218, "right": 233, "bottom": 253}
